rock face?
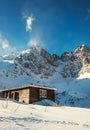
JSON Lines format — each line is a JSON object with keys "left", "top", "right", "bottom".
{"left": 60, "top": 44, "right": 90, "bottom": 78}
{"left": 14, "top": 45, "right": 60, "bottom": 78}
{"left": 60, "top": 52, "right": 82, "bottom": 78}
{"left": 0, "top": 44, "right": 90, "bottom": 79}
{"left": 74, "top": 44, "right": 90, "bottom": 75}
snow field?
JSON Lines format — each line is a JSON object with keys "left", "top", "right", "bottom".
{"left": 0, "top": 98, "right": 90, "bottom": 130}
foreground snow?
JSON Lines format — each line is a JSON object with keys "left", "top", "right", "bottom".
{"left": 0, "top": 99, "right": 90, "bottom": 130}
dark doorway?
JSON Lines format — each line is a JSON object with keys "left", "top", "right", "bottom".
{"left": 15, "top": 92, "right": 19, "bottom": 101}
{"left": 11, "top": 93, "right": 14, "bottom": 99}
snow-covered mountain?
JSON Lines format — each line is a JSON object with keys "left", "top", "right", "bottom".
{"left": 0, "top": 44, "right": 90, "bottom": 108}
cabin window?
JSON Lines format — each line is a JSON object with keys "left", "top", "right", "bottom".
{"left": 39, "top": 89, "right": 47, "bottom": 99}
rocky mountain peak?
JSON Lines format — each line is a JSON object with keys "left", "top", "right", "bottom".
{"left": 0, "top": 43, "right": 90, "bottom": 81}
{"left": 73, "top": 44, "right": 90, "bottom": 75}
{"left": 30, "top": 44, "right": 42, "bottom": 53}
{"left": 13, "top": 45, "right": 59, "bottom": 77}
{"left": 60, "top": 44, "right": 90, "bottom": 78}
{"left": 74, "top": 44, "right": 90, "bottom": 56}
{"left": 20, "top": 44, "right": 42, "bottom": 56}
{"left": 74, "top": 44, "right": 90, "bottom": 63}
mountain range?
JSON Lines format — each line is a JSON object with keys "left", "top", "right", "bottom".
{"left": 0, "top": 44, "right": 90, "bottom": 108}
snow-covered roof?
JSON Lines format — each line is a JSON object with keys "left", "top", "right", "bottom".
{"left": 1, "top": 84, "right": 57, "bottom": 92}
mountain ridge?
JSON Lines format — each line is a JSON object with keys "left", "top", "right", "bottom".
{"left": 0, "top": 44, "right": 90, "bottom": 108}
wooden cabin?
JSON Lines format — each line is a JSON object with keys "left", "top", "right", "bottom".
{"left": 0, "top": 84, "right": 56, "bottom": 104}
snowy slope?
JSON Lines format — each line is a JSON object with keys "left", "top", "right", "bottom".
{"left": 0, "top": 44, "right": 90, "bottom": 108}
{"left": 0, "top": 98, "right": 90, "bottom": 130}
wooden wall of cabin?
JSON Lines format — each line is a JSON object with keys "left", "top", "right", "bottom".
{"left": 1, "top": 88, "right": 30, "bottom": 104}
{"left": 47, "top": 89, "right": 55, "bottom": 102}
{"left": 29, "top": 87, "right": 39, "bottom": 103}
{"left": 29, "top": 87, "right": 55, "bottom": 103}
{"left": 1, "top": 87, "right": 55, "bottom": 104}
{"left": 1, "top": 91, "right": 9, "bottom": 98}
{"left": 18, "top": 88, "right": 30, "bottom": 104}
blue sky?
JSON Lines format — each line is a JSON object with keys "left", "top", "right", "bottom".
{"left": 0, "top": 0, "right": 90, "bottom": 55}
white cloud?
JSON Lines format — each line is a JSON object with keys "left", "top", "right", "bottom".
{"left": 26, "top": 15, "right": 35, "bottom": 32}
{"left": 0, "top": 39, "right": 10, "bottom": 49}
{"left": 28, "top": 37, "right": 40, "bottom": 47}
{"left": 28, "top": 36, "right": 45, "bottom": 48}
{"left": 0, "top": 34, "right": 16, "bottom": 55}
{"left": 22, "top": 12, "right": 45, "bottom": 49}
{"left": 23, "top": 11, "right": 35, "bottom": 32}
{"left": 22, "top": 11, "right": 35, "bottom": 32}
{"left": 0, "top": 34, "right": 10, "bottom": 49}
